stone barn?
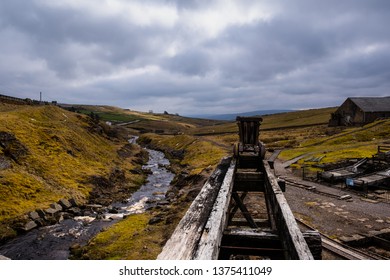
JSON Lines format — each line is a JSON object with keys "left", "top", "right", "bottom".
{"left": 329, "top": 96, "right": 390, "bottom": 126}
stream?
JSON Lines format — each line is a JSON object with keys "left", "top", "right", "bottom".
{"left": 0, "top": 144, "right": 174, "bottom": 260}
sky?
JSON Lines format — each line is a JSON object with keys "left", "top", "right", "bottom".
{"left": 0, "top": 0, "right": 389, "bottom": 115}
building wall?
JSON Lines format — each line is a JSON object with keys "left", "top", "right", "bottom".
{"left": 365, "top": 111, "right": 390, "bottom": 123}
{"left": 329, "top": 98, "right": 390, "bottom": 126}
{"left": 332, "top": 98, "right": 364, "bottom": 125}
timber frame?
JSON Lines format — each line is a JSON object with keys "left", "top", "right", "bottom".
{"left": 158, "top": 117, "right": 320, "bottom": 260}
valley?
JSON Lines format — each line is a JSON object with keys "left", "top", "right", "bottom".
{"left": 0, "top": 102, "right": 389, "bottom": 259}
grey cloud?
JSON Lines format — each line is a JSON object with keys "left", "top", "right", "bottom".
{"left": 0, "top": 0, "right": 390, "bottom": 114}
{"left": 163, "top": 50, "right": 211, "bottom": 76}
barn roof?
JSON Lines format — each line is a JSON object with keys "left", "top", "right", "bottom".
{"left": 349, "top": 97, "right": 390, "bottom": 112}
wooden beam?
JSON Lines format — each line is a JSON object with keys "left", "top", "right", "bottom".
{"left": 232, "top": 192, "right": 258, "bottom": 228}
{"left": 222, "top": 228, "right": 281, "bottom": 248}
{"left": 235, "top": 170, "right": 264, "bottom": 181}
{"left": 229, "top": 218, "right": 270, "bottom": 228}
{"left": 233, "top": 181, "right": 265, "bottom": 192}
{"left": 302, "top": 231, "right": 322, "bottom": 260}
{"left": 228, "top": 192, "right": 247, "bottom": 223}
{"left": 157, "top": 157, "right": 233, "bottom": 260}
{"left": 263, "top": 160, "right": 314, "bottom": 260}
{"left": 193, "top": 159, "right": 236, "bottom": 259}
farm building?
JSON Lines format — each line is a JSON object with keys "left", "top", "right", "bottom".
{"left": 329, "top": 96, "right": 390, "bottom": 126}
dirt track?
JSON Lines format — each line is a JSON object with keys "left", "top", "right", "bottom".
{"left": 274, "top": 158, "right": 390, "bottom": 239}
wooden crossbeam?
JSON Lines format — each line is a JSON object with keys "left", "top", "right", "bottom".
{"left": 228, "top": 192, "right": 247, "bottom": 224}
{"left": 229, "top": 218, "right": 270, "bottom": 228}
{"left": 232, "top": 192, "right": 258, "bottom": 228}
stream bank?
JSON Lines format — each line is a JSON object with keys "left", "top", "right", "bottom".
{"left": 0, "top": 146, "right": 175, "bottom": 260}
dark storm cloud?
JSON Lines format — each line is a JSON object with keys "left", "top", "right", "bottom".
{"left": 0, "top": 0, "right": 389, "bottom": 114}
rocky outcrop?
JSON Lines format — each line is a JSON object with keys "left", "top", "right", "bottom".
{"left": 0, "top": 155, "right": 12, "bottom": 170}
{"left": 19, "top": 198, "right": 81, "bottom": 232}
{"left": 18, "top": 198, "right": 126, "bottom": 233}
{"left": 0, "top": 131, "right": 28, "bottom": 163}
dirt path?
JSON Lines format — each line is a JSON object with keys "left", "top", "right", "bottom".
{"left": 274, "top": 158, "right": 390, "bottom": 240}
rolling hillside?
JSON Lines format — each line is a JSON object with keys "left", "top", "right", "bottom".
{"left": 0, "top": 104, "right": 146, "bottom": 241}
{"left": 2, "top": 103, "right": 389, "bottom": 259}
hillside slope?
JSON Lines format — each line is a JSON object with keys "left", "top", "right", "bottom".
{"left": 0, "top": 104, "right": 145, "bottom": 241}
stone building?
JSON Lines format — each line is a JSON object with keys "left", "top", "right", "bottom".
{"left": 329, "top": 96, "right": 390, "bottom": 126}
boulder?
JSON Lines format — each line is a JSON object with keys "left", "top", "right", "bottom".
{"left": 58, "top": 199, "right": 72, "bottom": 209}
{"left": 33, "top": 218, "right": 46, "bottom": 227}
{"left": 50, "top": 202, "right": 63, "bottom": 212}
{"left": 36, "top": 209, "right": 46, "bottom": 219}
{"left": 44, "top": 207, "right": 60, "bottom": 216}
{"left": 68, "top": 198, "right": 79, "bottom": 207}
{"left": 67, "top": 207, "right": 82, "bottom": 216}
{"left": 28, "top": 211, "right": 40, "bottom": 220}
{"left": 23, "top": 220, "right": 38, "bottom": 231}
{"left": 60, "top": 212, "right": 74, "bottom": 220}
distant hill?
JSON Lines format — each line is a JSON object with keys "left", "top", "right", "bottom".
{"left": 187, "top": 109, "right": 295, "bottom": 120}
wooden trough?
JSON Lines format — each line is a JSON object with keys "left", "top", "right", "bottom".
{"left": 158, "top": 117, "right": 320, "bottom": 260}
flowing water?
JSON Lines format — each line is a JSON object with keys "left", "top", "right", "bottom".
{"left": 0, "top": 145, "right": 174, "bottom": 260}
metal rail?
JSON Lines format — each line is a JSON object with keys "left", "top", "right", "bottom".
{"left": 296, "top": 218, "right": 388, "bottom": 260}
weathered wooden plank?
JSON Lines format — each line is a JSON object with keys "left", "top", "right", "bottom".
{"left": 157, "top": 157, "right": 232, "bottom": 260}
{"left": 263, "top": 160, "right": 314, "bottom": 260}
{"left": 222, "top": 228, "right": 280, "bottom": 245}
{"left": 193, "top": 159, "right": 236, "bottom": 260}
{"left": 233, "top": 181, "right": 265, "bottom": 192}
{"left": 235, "top": 170, "right": 264, "bottom": 181}
{"left": 267, "top": 149, "right": 282, "bottom": 169}
{"left": 220, "top": 229, "right": 284, "bottom": 259}
{"left": 229, "top": 218, "right": 269, "bottom": 228}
